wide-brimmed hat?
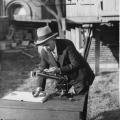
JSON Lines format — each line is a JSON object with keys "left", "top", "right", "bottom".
{"left": 34, "top": 26, "right": 58, "bottom": 45}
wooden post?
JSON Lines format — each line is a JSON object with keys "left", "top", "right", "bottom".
{"left": 95, "top": 28, "right": 100, "bottom": 75}
{"left": 71, "top": 29, "right": 76, "bottom": 46}
{"left": 66, "top": 30, "right": 71, "bottom": 40}
{"left": 61, "top": 18, "right": 66, "bottom": 39}
{"left": 75, "top": 27, "right": 80, "bottom": 51}
{"left": 79, "top": 27, "right": 84, "bottom": 49}
{"left": 61, "top": 18, "right": 66, "bottom": 31}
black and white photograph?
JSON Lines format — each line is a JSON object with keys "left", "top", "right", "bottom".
{"left": 0, "top": 0, "right": 119, "bottom": 120}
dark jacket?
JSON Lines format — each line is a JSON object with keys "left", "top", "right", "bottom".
{"left": 39, "top": 39, "right": 95, "bottom": 92}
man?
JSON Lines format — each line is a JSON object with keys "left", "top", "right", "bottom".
{"left": 33, "top": 26, "right": 95, "bottom": 97}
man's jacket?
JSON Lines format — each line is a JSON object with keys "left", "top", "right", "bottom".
{"left": 39, "top": 39, "right": 95, "bottom": 92}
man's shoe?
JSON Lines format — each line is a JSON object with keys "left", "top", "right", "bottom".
{"left": 33, "top": 87, "right": 42, "bottom": 97}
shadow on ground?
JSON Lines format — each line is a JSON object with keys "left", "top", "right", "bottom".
{"left": 0, "top": 48, "right": 40, "bottom": 98}
{"left": 100, "top": 71, "right": 117, "bottom": 75}
{"left": 89, "top": 109, "right": 120, "bottom": 120}
{"left": 0, "top": 70, "right": 31, "bottom": 98}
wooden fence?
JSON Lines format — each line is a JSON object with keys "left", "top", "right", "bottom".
{"left": 66, "top": 27, "right": 87, "bottom": 53}
{"left": 65, "top": 26, "right": 93, "bottom": 61}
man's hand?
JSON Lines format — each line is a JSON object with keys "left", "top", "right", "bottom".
{"left": 68, "top": 86, "right": 76, "bottom": 95}
{"left": 53, "top": 67, "right": 61, "bottom": 74}
{"left": 44, "top": 67, "right": 61, "bottom": 74}
{"left": 30, "top": 68, "right": 43, "bottom": 77}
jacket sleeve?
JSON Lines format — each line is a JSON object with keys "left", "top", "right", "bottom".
{"left": 38, "top": 48, "right": 49, "bottom": 71}
{"left": 60, "top": 43, "right": 82, "bottom": 75}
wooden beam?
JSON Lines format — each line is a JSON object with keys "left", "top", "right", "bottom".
{"left": 66, "top": 17, "right": 101, "bottom": 24}
{"left": 75, "top": 27, "right": 80, "bottom": 51}
{"left": 95, "top": 28, "right": 100, "bottom": 75}
{"left": 61, "top": 18, "right": 66, "bottom": 31}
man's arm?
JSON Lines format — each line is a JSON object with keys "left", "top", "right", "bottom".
{"left": 38, "top": 48, "right": 49, "bottom": 72}
{"left": 60, "top": 43, "right": 82, "bottom": 74}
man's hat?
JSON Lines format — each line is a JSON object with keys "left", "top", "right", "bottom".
{"left": 34, "top": 26, "right": 58, "bottom": 45}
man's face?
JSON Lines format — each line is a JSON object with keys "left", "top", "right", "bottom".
{"left": 41, "top": 37, "right": 55, "bottom": 52}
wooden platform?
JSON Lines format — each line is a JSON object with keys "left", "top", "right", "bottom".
{"left": 0, "top": 93, "right": 88, "bottom": 120}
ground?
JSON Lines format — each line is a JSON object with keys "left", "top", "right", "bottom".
{"left": 0, "top": 48, "right": 119, "bottom": 120}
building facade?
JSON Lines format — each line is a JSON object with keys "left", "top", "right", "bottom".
{"left": 0, "top": 0, "right": 119, "bottom": 73}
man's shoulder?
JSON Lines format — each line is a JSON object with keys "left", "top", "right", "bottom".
{"left": 56, "top": 39, "right": 73, "bottom": 45}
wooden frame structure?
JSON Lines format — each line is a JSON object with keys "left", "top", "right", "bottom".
{"left": 63, "top": 0, "right": 119, "bottom": 74}
{"left": 0, "top": 92, "right": 89, "bottom": 120}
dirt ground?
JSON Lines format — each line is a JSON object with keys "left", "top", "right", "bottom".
{"left": 0, "top": 48, "right": 119, "bottom": 120}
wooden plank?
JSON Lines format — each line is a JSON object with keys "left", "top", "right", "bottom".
{"left": 0, "top": 107, "right": 79, "bottom": 120}
{"left": 66, "top": 30, "right": 71, "bottom": 40}
{"left": 69, "top": 0, "right": 73, "bottom": 17}
{"left": 103, "top": 0, "right": 115, "bottom": 11}
{"left": 101, "top": 16, "right": 119, "bottom": 23}
{"left": 82, "top": 92, "right": 89, "bottom": 120}
{"left": 76, "top": 0, "right": 80, "bottom": 16}
{"left": 0, "top": 94, "right": 86, "bottom": 120}
{"left": 99, "top": 0, "right": 119, "bottom": 16}
{"left": 66, "top": 0, "right": 69, "bottom": 16}
{"left": 79, "top": 0, "right": 92, "bottom": 16}
{"left": 66, "top": 17, "right": 101, "bottom": 23}
{"left": 100, "top": 11, "right": 119, "bottom": 16}
{"left": 90, "top": 0, "right": 99, "bottom": 16}
{"left": 116, "top": 0, "right": 119, "bottom": 11}
{"left": 0, "top": 94, "right": 86, "bottom": 111}
{"left": 95, "top": 28, "right": 100, "bottom": 75}
{"left": 79, "top": 27, "right": 83, "bottom": 48}
{"left": 75, "top": 27, "right": 80, "bottom": 51}
{"left": 68, "top": 0, "right": 72, "bottom": 17}
{"left": 71, "top": 29, "right": 76, "bottom": 46}
{"left": 78, "top": 0, "right": 84, "bottom": 16}
{"left": 77, "top": 0, "right": 81, "bottom": 16}
{"left": 80, "top": 0, "right": 92, "bottom": 4}
{"left": 72, "top": 0, "right": 77, "bottom": 17}
{"left": 84, "top": 6, "right": 91, "bottom": 16}
{"left": 74, "top": 112, "right": 81, "bottom": 120}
